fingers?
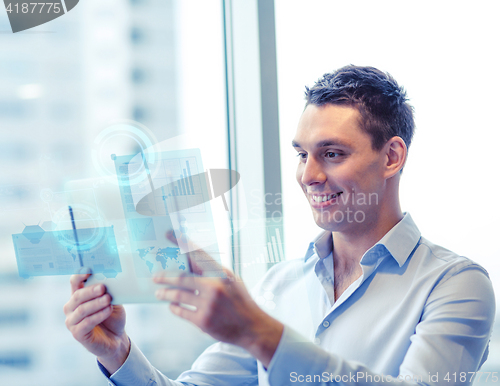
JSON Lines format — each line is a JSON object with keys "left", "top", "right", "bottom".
{"left": 66, "top": 292, "right": 112, "bottom": 328}
{"left": 165, "top": 230, "right": 177, "bottom": 245}
{"left": 187, "top": 250, "right": 224, "bottom": 277}
{"left": 153, "top": 272, "right": 200, "bottom": 291}
{"left": 164, "top": 228, "right": 225, "bottom": 277}
{"left": 170, "top": 302, "right": 197, "bottom": 321}
{"left": 70, "top": 273, "right": 92, "bottom": 294}
{"left": 67, "top": 303, "right": 114, "bottom": 342}
{"left": 155, "top": 287, "right": 200, "bottom": 307}
{"left": 64, "top": 283, "right": 113, "bottom": 340}
{"left": 154, "top": 273, "right": 232, "bottom": 307}
{"left": 64, "top": 283, "right": 106, "bottom": 315}
{"left": 222, "top": 267, "right": 236, "bottom": 281}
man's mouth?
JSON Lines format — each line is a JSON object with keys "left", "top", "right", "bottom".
{"left": 310, "top": 192, "right": 342, "bottom": 205}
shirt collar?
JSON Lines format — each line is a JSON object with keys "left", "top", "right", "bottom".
{"left": 312, "top": 231, "right": 333, "bottom": 260}
{"left": 303, "top": 231, "right": 332, "bottom": 262}
{"left": 305, "top": 213, "right": 421, "bottom": 267}
{"left": 374, "top": 212, "right": 421, "bottom": 267}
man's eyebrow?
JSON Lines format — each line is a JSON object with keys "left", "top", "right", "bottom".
{"left": 291, "top": 139, "right": 351, "bottom": 148}
{"left": 317, "top": 139, "right": 351, "bottom": 148}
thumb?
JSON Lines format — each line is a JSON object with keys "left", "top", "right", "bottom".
{"left": 165, "top": 229, "right": 225, "bottom": 278}
{"left": 166, "top": 230, "right": 177, "bottom": 245}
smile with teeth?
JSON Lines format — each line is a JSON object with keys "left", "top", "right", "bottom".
{"left": 311, "top": 192, "right": 342, "bottom": 203}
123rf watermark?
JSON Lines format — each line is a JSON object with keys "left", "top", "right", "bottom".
{"left": 290, "top": 371, "right": 499, "bottom": 383}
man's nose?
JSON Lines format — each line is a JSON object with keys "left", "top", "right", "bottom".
{"left": 301, "top": 157, "right": 326, "bottom": 186}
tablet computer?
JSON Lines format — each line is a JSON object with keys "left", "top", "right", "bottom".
{"left": 80, "top": 148, "right": 221, "bottom": 303}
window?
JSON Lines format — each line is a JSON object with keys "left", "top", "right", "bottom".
{"left": 274, "top": 0, "right": 500, "bottom": 381}
{"left": 0, "top": 1, "right": 227, "bottom": 384}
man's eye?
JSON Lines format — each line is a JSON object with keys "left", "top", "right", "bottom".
{"left": 326, "top": 152, "right": 340, "bottom": 158}
{"left": 296, "top": 153, "right": 307, "bottom": 161}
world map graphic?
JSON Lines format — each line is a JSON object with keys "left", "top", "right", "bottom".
{"left": 136, "top": 246, "right": 186, "bottom": 273}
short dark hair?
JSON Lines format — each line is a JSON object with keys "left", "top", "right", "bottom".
{"left": 305, "top": 65, "right": 415, "bottom": 151}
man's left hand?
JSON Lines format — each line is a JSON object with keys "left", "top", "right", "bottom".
{"left": 153, "top": 240, "right": 284, "bottom": 368}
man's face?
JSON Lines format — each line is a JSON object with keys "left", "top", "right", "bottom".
{"left": 293, "top": 104, "right": 388, "bottom": 232}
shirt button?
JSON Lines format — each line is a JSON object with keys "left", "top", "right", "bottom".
{"left": 322, "top": 320, "right": 330, "bottom": 328}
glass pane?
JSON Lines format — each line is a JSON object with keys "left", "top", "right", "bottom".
{"left": 0, "top": 0, "right": 226, "bottom": 384}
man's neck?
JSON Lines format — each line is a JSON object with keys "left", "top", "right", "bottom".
{"left": 332, "top": 207, "right": 404, "bottom": 266}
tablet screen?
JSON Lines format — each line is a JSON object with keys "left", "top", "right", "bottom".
{"left": 85, "top": 148, "right": 221, "bottom": 303}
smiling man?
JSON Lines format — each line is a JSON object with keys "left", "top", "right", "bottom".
{"left": 291, "top": 101, "right": 408, "bottom": 303}
{"left": 65, "top": 65, "right": 495, "bottom": 385}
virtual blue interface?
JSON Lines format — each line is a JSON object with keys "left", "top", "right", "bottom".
{"left": 113, "top": 148, "right": 220, "bottom": 277}
{"left": 11, "top": 145, "right": 221, "bottom": 281}
{"left": 12, "top": 226, "right": 121, "bottom": 278}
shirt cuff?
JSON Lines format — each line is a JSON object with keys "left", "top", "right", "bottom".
{"left": 97, "top": 340, "right": 157, "bottom": 386}
{"left": 267, "top": 325, "right": 332, "bottom": 384}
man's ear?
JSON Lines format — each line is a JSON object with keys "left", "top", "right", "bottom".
{"left": 383, "top": 136, "right": 407, "bottom": 178}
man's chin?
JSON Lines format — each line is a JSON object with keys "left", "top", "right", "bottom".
{"left": 311, "top": 208, "right": 357, "bottom": 232}
{"left": 312, "top": 214, "right": 345, "bottom": 232}
{"left": 312, "top": 207, "right": 372, "bottom": 232}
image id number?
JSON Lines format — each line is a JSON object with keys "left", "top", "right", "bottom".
{"left": 444, "top": 372, "right": 499, "bottom": 383}
{"left": 5, "top": 3, "right": 62, "bottom": 14}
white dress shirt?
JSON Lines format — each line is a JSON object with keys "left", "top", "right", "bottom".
{"left": 102, "top": 213, "right": 495, "bottom": 385}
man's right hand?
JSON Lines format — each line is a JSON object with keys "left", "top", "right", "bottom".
{"left": 63, "top": 274, "right": 130, "bottom": 374}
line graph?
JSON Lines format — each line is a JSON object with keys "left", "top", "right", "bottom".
{"left": 128, "top": 217, "right": 156, "bottom": 242}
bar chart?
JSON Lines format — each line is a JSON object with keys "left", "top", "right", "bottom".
{"left": 162, "top": 158, "right": 199, "bottom": 197}
{"left": 256, "top": 227, "right": 285, "bottom": 264}
{"left": 240, "top": 224, "right": 287, "bottom": 266}
{"left": 235, "top": 220, "right": 300, "bottom": 284}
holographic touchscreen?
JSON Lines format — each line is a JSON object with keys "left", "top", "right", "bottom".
{"left": 113, "top": 148, "right": 221, "bottom": 278}
{"left": 11, "top": 142, "right": 223, "bottom": 302}
{"left": 12, "top": 226, "right": 121, "bottom": 278}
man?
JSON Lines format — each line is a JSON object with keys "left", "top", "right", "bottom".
{"left": 64, "top": 65, "right": 495, "bottom": 385}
